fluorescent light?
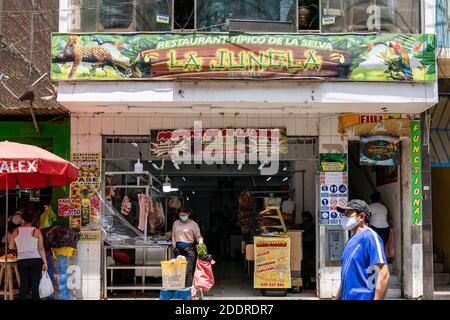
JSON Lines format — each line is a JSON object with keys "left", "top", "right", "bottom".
{"left": 152, "top": 163, "right": 160, "bottom": 170}
{"left": 266, "top": 177, "right": 272, "bottom": 182}
{"left": 132, "top": 142, "right": 138, "bottom": 147}
{"left": 192, "top": 191, "right": 195, "bottom": 195}
{"left": 170, "top": 187, "right": 179, "bottom": 192}
{"left": 258, "top": 161, "right": 270, "bottom": 170}
{"left": 163, "top": 183, "right": 172, "bottom": 193}
{"left": 182, "top": 177, "right": 186, "bottom": 181}
{"left": 163, "top": 176, "right": 171, "bottom": 192}
{"left": 238, "top": 164, "right": 243, "bottom": 171}
{"left": 186, "top": 197, "right": 190, "bottom": 201}
{"left": 283, "top": 177, "right": 289, "bottom": 182}
{"left": 283, "top": 166, "right": 287, "bottom": 171}
{"left": 173, "top": 161, "right": 180, "bottom": 170}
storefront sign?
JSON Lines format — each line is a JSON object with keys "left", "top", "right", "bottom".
{"left": 254, "top": 236, "right": 291, "bottom": 289}
{"left": 339, "top": 114, "right": 419, "bottom": 134}
{"left": 319, "top": 154, "right": 348, "bottom": 225}
{"left": 410, "top": 121, "right": 422, "bottom": 225}
{"left": 51, "top": 33, "right": 435, "bottom": 82}
{"left": 70, "top": 153, "right": 102, "bottom": 242}
{"left": 58, "top": 198, "right": 81, "bottom": 217}
{"left": 360, "top": 136, "right": 400, "bottom": 166}
{"left": 360, "top": 114, "right": 418, "bottom": 124}
{"left": 150, "top": 128, "right": 288, "bottom": 157}
{"left": 0, "top": 160, "right": 38, "bottom": 173}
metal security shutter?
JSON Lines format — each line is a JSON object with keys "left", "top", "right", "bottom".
{"left": 102, "top": 135, "right": 318, "bottom": 161}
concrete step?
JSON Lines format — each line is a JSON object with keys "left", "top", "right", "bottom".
{"left": 434, "top": 273, "right": 450, "bottom": 285}
{"left": 434, "top": 292, "right": 450, "bottom": 300}
{"left": 389, "top": 274, "right": 400, "bottom": 288}
{"left": 434, "top": 262, "right": 444, "bottom": 273}
{"left": 434, "top": 286, "right": 450, "bottom": 300}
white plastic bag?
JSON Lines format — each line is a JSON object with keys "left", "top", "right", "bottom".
{"left": 39, "top": 271, "right": 54, "bottom": 298}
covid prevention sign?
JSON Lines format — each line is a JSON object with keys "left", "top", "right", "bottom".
{"left": 320, "top": 154, "right": 348, "bottom": 225}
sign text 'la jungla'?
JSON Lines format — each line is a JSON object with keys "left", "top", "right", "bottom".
{"left": 167, "top": 48, "right": 323, "bottom": 72}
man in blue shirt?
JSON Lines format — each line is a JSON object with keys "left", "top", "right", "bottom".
{"left": 336, "top": 199, "right": 390, "bottom": 300}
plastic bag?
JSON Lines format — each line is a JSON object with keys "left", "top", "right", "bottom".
{"left": 39, "top": 206, "right": 57, "bottom": 229}
{"left": 39, "top": 271, "right": 54, "bottom": 298}
{"left": 46, "top": 226, "right": 80, "bottom": 249}
{"left": 385, "top": 228, "right": 395, "bottom": 259}
{"left": 193, "top": 258, "right": 215, "bottom": 293}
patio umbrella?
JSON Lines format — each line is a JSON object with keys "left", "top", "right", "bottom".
{"left": 0, "top": 141, "right": 79, "bottom": 299}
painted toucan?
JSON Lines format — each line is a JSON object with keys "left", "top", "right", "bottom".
{"left": 386, "top": 40, "right": 413, "bottom": 80}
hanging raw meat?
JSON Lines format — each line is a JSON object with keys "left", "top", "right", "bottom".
{"left": 147, "top": 196, "right": 159, "bottom": 233}
{"left": 121, "top": 195, "right": 132, "bottom": 216}
{"left": 157, "top": 201, "right": 166, "bottom": 228}
{"left": 238, "top": 192, "right": 255, "bottom": 235}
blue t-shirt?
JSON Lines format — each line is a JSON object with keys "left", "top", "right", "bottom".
{"left": 340, "top": 227, "right": 387, "bottom": 300}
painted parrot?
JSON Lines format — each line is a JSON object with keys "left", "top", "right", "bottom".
{"left": 386, "top": 40, "right": 412, "bottom": 80}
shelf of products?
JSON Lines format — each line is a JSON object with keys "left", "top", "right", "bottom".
{"left": 103, "top": 245, "right": 172, "bottom": 295}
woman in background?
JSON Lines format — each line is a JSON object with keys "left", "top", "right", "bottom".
{"left": 9, "top": 209, "right": 48, "bottom": 300}
{"left": 172, "top": 204, "right": 204, "bottom": 287}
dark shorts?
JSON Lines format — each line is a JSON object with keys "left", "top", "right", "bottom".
{"left": 371, "top": 226, "right": 390, "bottom": 245}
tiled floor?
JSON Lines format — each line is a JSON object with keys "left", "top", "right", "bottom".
{"left": 203, "top": 257, "right": 317, "bottom": 300}
{"left": 106, "top": 257, "right": 318, "bottom": 300}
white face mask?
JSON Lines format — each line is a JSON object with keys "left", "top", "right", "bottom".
{"left": 341, "top": 215, "right": 358, "bottom": 230}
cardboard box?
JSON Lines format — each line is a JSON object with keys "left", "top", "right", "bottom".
{"left": 291, "top": 278, "right": 303, "bottom": 288}
{"left": 288, "top": 230, "right": 303, "bottom": 271}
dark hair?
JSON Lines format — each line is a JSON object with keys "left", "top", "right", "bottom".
{"left": 370, "top": 192, "right": 381, "bottom": 203}
{"left": 22, "top": 209, "right": 36, "bottom": 223}
{"left": 179, "top": 203, "right": 192, "bottom": 215}
{"left": 302, "top": 211, "right": 313, "bottom": 221}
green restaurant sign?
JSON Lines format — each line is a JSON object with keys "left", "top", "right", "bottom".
{"left": 410, "top": 120, "right": 423, "bottom": 226}
{"left": 51, "top": 33, "right": 436, "bottom": 81}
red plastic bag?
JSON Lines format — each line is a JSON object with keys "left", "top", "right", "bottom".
{"left": 113, "top": 251, "right": 131, "bottom": 264}
{"left": 193, "top": 259, "right": 215, "bottom": 292}
{"left": 384, "top": 228, "right": 395, "bottom": 259}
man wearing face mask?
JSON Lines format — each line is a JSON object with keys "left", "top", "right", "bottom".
{"left": 336, "top": 199, "right": 390, "bottom": 300}
{"left": 171, "top": 204, "right": 204, "bottom": 287}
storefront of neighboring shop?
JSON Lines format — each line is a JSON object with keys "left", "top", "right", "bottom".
{"left": 52, "top": 31, "right": 437, "bottom": 299}
{"left": 0, "top": 119, "right": 86, "bottom": 300}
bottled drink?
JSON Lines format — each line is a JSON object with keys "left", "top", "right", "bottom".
{"left": 81, "top": 187, "right": 91, "bottom": 227}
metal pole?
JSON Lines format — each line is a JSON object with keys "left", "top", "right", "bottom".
{"left": 4, "top": 174, "right": 8, "bottom": 300}
{"left": 165, "top": 196, "right": 168, "bottom": 233}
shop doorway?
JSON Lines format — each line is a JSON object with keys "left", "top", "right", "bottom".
{"left": 101, "top": 135, "right": 319, "bottom": 299}
{"left": 347, "top": 140, "right": 403, "bottom": 298}
{"left": 431, "top": 167, "right": 450, "bottom": 298}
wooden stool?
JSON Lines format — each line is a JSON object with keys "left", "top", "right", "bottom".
{"left": 0, "top": 260, "right": 21, "bottom": 300}
{"left": 245, "top": 244, "right": 254, "bottom": 277}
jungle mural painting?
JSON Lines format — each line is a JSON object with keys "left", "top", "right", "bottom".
{"left": 51, "top": 33, "right": 436, "bottom": 81}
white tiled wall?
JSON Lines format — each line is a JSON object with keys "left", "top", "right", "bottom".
{"left": 71, "top": 112, "right": 323, "bottom": 137}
